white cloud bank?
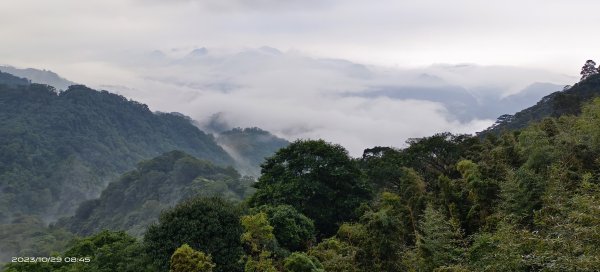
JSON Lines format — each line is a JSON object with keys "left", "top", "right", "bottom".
{"left": 59, "top": 47, "right": 571, "bottom": 156}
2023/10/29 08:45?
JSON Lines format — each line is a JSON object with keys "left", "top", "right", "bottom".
{"left": 11, "top": 256, "right": 91, "bottom": 263}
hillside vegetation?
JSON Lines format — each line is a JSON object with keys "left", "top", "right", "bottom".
{"left": 0, "top": 84, "right": 234, "bottom": 222}
{"left": 58, "top": 151, "right": 254, "bottom": 237}
{"left": 484, "top": 73, "right": 600, "bottom": 134}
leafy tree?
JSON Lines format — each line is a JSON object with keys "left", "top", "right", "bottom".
{"left": 580, "top": 59, "right": 597, "bottom": 81}
{"left": 252, "top": 205, "right": 315, "bottom": 251}
{"left": 283, "top": 252, "right": 324, "bottom": 272}
{"left": 249, "top": 139, "right": 372, "bottom": 237}
{"left": 308, "top": 238, "right": 359, "bottom": 272}
{"left": 336, "top": 192, "right": 410, "bottom": 271}
{"left": 468, "top": 219, "right": 537, "bottom": 271}
{"left": 360, "top": 146, "right": 406, "bottom": 191}
{"left": 170, "top": 244, "right": 215, "bottom": 272}
{"left": 416, "top": 205, "right": 466, "bottom": 272}
{"left": 498, "top": 168, "right": 545, "bottom": 225}
{"left": 241, "top": 213, "right": 277, "bottom": 255}
{"left": 456, "top": 160, "right": 498, "bottom": 229}
{"left": 144, "top": 196, "right": 244, "bottom": 272}
{"left": 403, "top": 133, "right": 478, "bottom": 184}
{"left": 244, "top": 251, "right": 278, "bottom": 272}
{"left": 527, "top": 169, "right": 600, "bottom": 271}
{"left": 240, "top": 213, "right": 279, "bottom": 272}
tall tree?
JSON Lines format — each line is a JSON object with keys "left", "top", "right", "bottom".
{"left": 416, "top": 205, "right": 466, "bottom": 271}
{"left": 336, "top": 192, "right": 411, "bottom": 271}
{"left": 240, "top": 212, "right": 279, "bottom": 272}
{"left": 170, "top": 244, "right": 215, "bottom": 272}
{"left": 143, "top": 196, "right": 244, "bottom": 272}
{"left": 283, "top": 252, "right": 324, "bottom": 272}
{"left": 252, "top": 205, "right": 316, "bottom": 251}
{"left": 580, "top": 59, "right": 597, "bottom": 81}
{"left": 249, "top": 139, "right": 372, "bottom": 237}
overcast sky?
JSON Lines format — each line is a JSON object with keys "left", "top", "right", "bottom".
{"left": 0, "top": 0, "right": 595, "bottom": 154}
{"left": 1, "top": 0, "right": 598, "bottom": 71}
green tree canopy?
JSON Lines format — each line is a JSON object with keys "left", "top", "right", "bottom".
{"left": 170, "top": 244, "right": 215, "bottom": 272}
{"left": 143, "top": 196, "right": 244, "bottom": 272}
{"left": 283, "top": 252, "right": 324, "bottom": 272}
{"left": 4, "top": 230, "right": 154, "bottom": 272}
{"left": 252, "top": 205, "right": 315, "bottom": 252}
{"left": 249, "top": 139, "right": 372, "bottom": 237}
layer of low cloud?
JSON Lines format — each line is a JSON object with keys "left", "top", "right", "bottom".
{"left": 60, "top": 47, "right": 571, "bottom": 156}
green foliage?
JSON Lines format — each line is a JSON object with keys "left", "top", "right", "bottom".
{"left": 403, "top": 133, "right": 479, "bottom": 183}
{"left": 416, "top": 205, "right": 466, "bottom": 272}
{"left": 244, "top": 251, "right": 278, "bottom": 272}
{"left": 457, "top": 160, "right": 498, "bottom": 229}
{"left": 335, "top": 192, "right": 411, "bottom": 271}
{"left": 170, "top": 244, "right": 215, "bottom": 272}
{"left": 249, "top": 139, "right": 372, "bottom": 237}
{"left": 499, "top": 168, "right": 545, "bottom": 224}
{"left": 241, "top": 213, "right": 277, "bottom": 255}
{"left": 484, "top": 73, "right": 600, "bottom": 134}
{"left": 283, "top": 252, "right": 323, "bottom": 272}
{"left": 468, "top": 222, "right": 536, "bottom": 271}
{"left": 4, "top": 230, "right": 154, "bottom": 272}
{"left": 360, "top": 146, "right": 406, "bottom": 191}
{"left": 0, "top": 83, "right": 233, "bottom": 223}
{"left": 308, "top": 238, "right": 359, "bottom": 272}
{"left": 144, "top": 196, "right": 244, "bottom": 272}
{"left": 252, "top": 205, "right": 315, "bottom": 252}
{"left": 0, "top": 216, "right": 74, "bottom": 266}
{"left": 59, "top": 151, "right": 253, "bottom": 237}
{"left": 240, "top": 212, "right": 286, "bottom": 272}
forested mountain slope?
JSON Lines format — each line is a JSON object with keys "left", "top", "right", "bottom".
{"left": 0, "top": 66, "right": 75, "bottom": 91}
{"left": 483, "top": 73, "right": 600, "bottom": 134}
{"left": 58, "top": 151, "right": 254, "bottom": 237}
{"left": 0, "top": 83, "right": 233, "bottom": 222}
{"left": 216, "top": 127, "right": 289, "bottom": 177}
{"left": 0, "top": 71, "right": 30, "bottom": 87}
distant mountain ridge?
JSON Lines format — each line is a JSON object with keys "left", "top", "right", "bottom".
{"left": 355, "top": 82, "right": 563, "bottom": 122}
{"left": 482, "top": 74, "right": 600, "bottom": 134}
{"left": 0, "top": 70, "right": 30, "bottom": 87}
{"left": 0, "top": 66, "right": 75, "bottom": 90}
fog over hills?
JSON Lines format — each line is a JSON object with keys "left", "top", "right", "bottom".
{"left": 54, "top": 47, "right": 572, "bottom": 155}
{"left": 0, "top": 66, "right": 76, "bottom": 91}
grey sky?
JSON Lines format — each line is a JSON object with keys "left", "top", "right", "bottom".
{"left": 0, "top": 0, "right": 592, "bottom": 154}
{"left": 1, "top": 0, "right": 598, "bottom": 71}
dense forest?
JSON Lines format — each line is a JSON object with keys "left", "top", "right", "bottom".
{"left": 3, "top": 66, "right": 600, "bottom": 271}
{"left": 57, "top": 151, "right": 255, "bottom": 237}
{"left": 0, "top": 82, "right": 234, "bottom": 223}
